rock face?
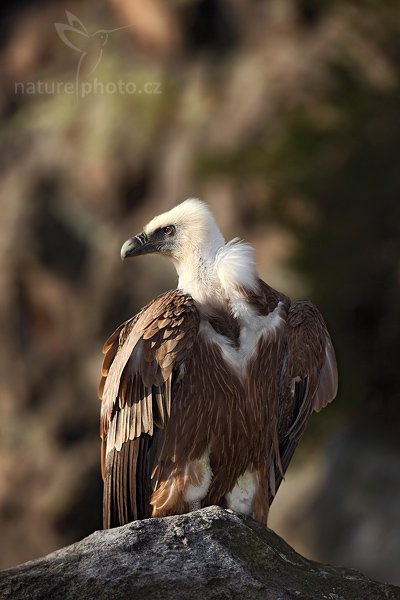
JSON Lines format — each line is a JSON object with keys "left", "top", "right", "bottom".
{"left": 0, "top": 506, "right": 398, "bottom": 600}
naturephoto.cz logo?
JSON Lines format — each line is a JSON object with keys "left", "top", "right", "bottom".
{"left": 14, "top": 11, "right": 162, "bottom": 99}
{"left": 14, "top": 78, "right": 162, "bottom": 97}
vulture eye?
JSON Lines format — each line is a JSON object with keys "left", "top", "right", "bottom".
{"left": 163, "top": 225, "right": 175, "bottom": 236}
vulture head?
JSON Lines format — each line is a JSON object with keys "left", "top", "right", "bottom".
{"left": 121, "top": 198, "right": 258, "bottom": 301}
{"left": 120, "top": 199, "right": 225, "bottom": 265}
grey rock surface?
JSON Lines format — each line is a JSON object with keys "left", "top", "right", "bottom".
{"left": 0, "top": 506, "right": 399, "bottom": 600}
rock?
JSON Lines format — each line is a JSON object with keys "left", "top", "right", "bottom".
{"left": 0, "top": 506, "right": 398, "bottom": 600}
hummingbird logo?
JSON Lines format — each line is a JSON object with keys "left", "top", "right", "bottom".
{"left": 55, "top": 11, "right": 132, "bottom": 97}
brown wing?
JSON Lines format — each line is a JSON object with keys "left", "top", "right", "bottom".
{"left": 99, "top": 290, "right": 199, "bottom": 528}
{"left": 273, "top": 300, "right": 338, "bottom": 500}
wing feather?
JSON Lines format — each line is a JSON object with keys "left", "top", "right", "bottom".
{"left": 273, "top": 300, "right": 338, "bottom": 501}
{"left": 313, "top": 337, "right": 338, "bottom": 412}
{"left": 99, "top": 290, "right": 199, "bottom": 528}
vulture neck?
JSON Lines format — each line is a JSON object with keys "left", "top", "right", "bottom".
{"left": 176, "top": 238, "right": 259, "bottom": 310}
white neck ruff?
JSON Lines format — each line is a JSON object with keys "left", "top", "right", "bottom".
{"left": 177, "top": 238, "right": 258, "bottom": 306}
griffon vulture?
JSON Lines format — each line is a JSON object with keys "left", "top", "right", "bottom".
{"left": 99, "top": 199, "right": 338, "bottom": 528}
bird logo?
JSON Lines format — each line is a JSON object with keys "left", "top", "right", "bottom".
{"left": 55, "top": 11, "right": 132, "bottom": 96}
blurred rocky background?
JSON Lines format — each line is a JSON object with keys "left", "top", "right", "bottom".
{"left": 0, "top": 0, "right": 399, "bottom": 586}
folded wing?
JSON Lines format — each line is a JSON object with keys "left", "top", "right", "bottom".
{"left": 99, "top": 290, "right": 199, "bottom": 528}
{"left": 274, "top": 300, "right": 338, "bottom": 499}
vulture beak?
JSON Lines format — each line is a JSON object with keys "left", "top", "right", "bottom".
{"left": 121, "top": 232, "right": 154, "bottom": 260}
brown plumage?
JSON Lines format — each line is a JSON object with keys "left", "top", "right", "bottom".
{"left": 99, "top": 199, "right": 338, "bottom": 528}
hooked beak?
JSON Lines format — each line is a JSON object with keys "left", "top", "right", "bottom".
{"left": 120, "top": 232, "right": 154, "bottom": 260}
